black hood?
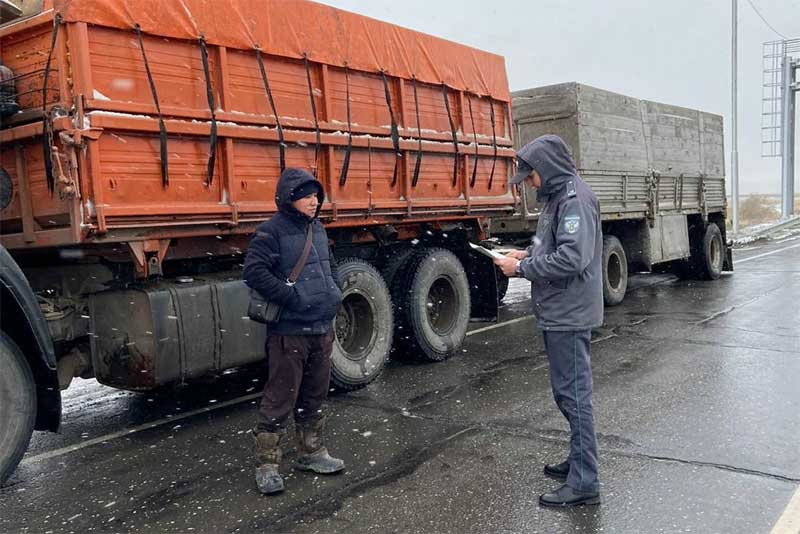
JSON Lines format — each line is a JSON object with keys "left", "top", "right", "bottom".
{"left": 275, "top": 168, "right": 324, "bottom": 220}
{"left": 516, "top": 135, "right": 578, "bottom": 201}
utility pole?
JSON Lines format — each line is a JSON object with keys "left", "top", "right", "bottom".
{"left": 731, "top": 0, "right": 739, "bottom": 235}
{"left": 780, "top": 54, "right": 796, "bottom": 218}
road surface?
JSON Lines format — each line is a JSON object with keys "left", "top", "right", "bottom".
{"left": 1, "top": 236, "right": 799, "bottom": 534}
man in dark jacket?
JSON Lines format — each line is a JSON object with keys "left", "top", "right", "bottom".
{"left": 243, "top": 167, "right": 344, "bottom": 495}
{"left": 495, "top": 135, "right": 603, "bottom": 507}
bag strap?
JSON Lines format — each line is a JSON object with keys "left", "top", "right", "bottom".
{"left": 287, "top": 224, "right": 314, "bottom": 284}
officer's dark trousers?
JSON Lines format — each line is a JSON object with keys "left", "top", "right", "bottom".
{"left": 257, "top": 331, "right": 334, "bottom": 433}
{"left": 543, "top": 329, "right": 600, "bottom": 493}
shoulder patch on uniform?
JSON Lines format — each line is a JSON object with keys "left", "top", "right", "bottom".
{"left": 566, "top": 180, "right": 577, "bottom": 197}
{"left": 564, "top": 214, "right": 580, "bottom": 234}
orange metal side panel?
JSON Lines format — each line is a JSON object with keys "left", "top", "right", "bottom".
{"left": 226, "top": 50, "right": 318, "bottom": 121}
{"left": 95, "top": 133, "right": 223, "bottom": 216}
{"left": 326, "top": 69, "right": 392, "bottom": 131}
{"left": 329, "top": 147, "right": 403, "bottom": 205}
{"left": 409, "top": 154, "right": 464, "bottom": 200}
{"left": 404, "top": 82, "right": 460, "bottom": 138}
{"left": 463, "top": 93, "right": 507, "bottom": 141}
{"left": 87, "top": 26, "right": 217, "bottom": 114}
{"left": 233, "top": 142, "right": 315, "bottom": 210}
{"left": 471, "top": 158, "right": 511, "bottom": 196}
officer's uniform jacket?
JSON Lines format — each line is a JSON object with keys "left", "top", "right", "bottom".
{"left": 517, "top": 135, "right": 604, "bottom": 331}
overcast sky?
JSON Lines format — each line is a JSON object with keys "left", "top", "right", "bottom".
{"left": 321, "top": 0, "right": 800, "bottom": 195}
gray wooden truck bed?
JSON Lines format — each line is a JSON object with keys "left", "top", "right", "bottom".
{"left": 491, "top": 82, "right": 730, "bottom": 305}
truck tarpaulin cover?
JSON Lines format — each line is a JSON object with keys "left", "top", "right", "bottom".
{"left": 53, "top": 0, "right": 510, "bottom": 101}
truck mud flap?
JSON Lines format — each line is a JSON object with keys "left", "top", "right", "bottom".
{"left": 724, "top": 240, "right": 734, "bottom": 271}
{"left": 462, "top": 252, "right": 499, "bottom": 323}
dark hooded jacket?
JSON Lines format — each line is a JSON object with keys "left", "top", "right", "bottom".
{"left": 516, "top": 135, "right": 603, "bottom": 330}
{"left": 243, "top": 168, "right": 342, "bottom": 335}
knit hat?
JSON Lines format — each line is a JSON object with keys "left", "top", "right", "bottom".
{"left": 290, "top": 180, "right": 322, "bottom": 202}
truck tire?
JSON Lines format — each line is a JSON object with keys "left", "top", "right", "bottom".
{"left": 602, "top": 235, "right": 628, "bottom": 306}
{"left": 496, "top": 267, "right": 509, "bottom": 302}
{"left": 0, "top": 332, "right": 37, "bottom": 486}
{"left": 694, "top": 223, "right": 724, "bottom": 280}
{"left": 392, "top": 248, "right": 471, "bottom": 361}
{"left": 331, "top": 258, "right": 393, "bottom": 391}
{"left": 675, "top": 223, "right": 725, "bottom": 280}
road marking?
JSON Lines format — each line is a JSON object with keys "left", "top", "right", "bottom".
{"left": 772, "top": 485, "right": 800, "bottom": 534}
{"left": 466, "top": 315, "right": 534, "bottom": 336}
{"left": 22, "top": 314, "right": 539, "bottom": 466}
{"left": 736, "top": 241, "right": 800, "bottom": 264}
{"left": 20, "top": 392, "right": 262, "bottom": 466}
{"left": 591, "top": 333, "right": 616, "bottom": 344}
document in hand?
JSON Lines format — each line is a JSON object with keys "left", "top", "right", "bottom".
{"left": 468, "top": 242, "right": 507, "bottom": 260}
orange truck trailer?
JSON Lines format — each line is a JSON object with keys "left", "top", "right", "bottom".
{"left": 0, "top": 0, "right": 516, "bottom": 482}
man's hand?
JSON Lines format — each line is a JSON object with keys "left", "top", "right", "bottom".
{"left": 494, "top": 255, "right": 520, "bottom": 278}
{"left": 503, "top": 249, "right": 529, "bottom": 260}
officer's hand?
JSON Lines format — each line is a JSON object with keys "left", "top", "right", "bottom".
{"left": 503, "top": 249, "right": 529, "bottom": 260}
{"left": 494, "top": 255, "right": 520, "bottom": 277}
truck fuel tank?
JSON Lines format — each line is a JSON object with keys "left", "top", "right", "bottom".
{"left": 89, "top": 274, "right": 265, "bottom": 390}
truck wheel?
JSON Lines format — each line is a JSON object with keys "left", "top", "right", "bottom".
{"left": 393, "top": 248, "right": 471, "bottom": 361}
{"left": 496, "top": 267, "right": 509, "bottom": 302}
{"left": 602, "top": 235, "right": 628, "bottom": 306}
{"left": 331, "top": 259, "right": 393, "bottom": 391}
{"left": 0, "top": 332, "right": 37, "bottom": 486}
{"left": 694, "top": 223, "right": 724, "bottom": 280}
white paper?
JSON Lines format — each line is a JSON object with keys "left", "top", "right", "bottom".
{"left": 468, "top": 242, "right": 507, "bottom": 260}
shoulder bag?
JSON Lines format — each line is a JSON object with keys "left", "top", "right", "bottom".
{"left": 247, "top": 224, "right": 313, "bottom": 324}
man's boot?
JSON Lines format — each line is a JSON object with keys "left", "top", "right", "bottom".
{"left": 543, "top": 460, "right": 569, "bottom": 480}
{"left": 539, "top": 484, "right": 601, "bottom": 507}
{"left": 294, "top": 418, "right": 345, "bottom": 474}
{"left": 253, "top": 430, "right": 284, "bottom": 494}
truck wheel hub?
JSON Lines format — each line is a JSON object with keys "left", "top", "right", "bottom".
{"left": 426, "top": 277, "right": 458, "bottom": 335}
{"left": 335, "top": 291, "right": 376, "bottom": 361}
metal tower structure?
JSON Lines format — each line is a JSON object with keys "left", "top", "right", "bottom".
{"left": 762, "top": 38, "right": 799, "bottom": 218}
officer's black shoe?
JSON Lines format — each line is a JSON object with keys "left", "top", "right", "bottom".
{"left": 543, "top": 461, "right": 569, "bottom": 480}
{"left": 539, "top": 484, "right": 601, "bottom": 507}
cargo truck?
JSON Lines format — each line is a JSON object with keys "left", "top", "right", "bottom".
{"left": 0, "top": 0, "right": 516, "bottom": 483}
{"left": 492, "top": 82, "right": 732, "bottom": 305}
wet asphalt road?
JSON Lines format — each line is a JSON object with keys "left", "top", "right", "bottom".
{"left": 2, "top": 235, "right": 799, "bottom": 534}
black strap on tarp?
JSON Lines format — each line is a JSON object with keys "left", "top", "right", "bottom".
{"left": 411, "top": 76, "right": 423, "bottom": 188}
{"left": 441, "top": 83, "right": 459, "bottom": 187}
{"left": 42, "top": 12, "right": 62, "bottom": 194}
{"left": 256, "top": 47, "right": 285, "bottom": 173}
{"left": 380, "top": 70, "right": 400, "bottom": 188}
{"left": 198, "top": 36, "right": 217, "bottom": 186}
{"left": 488, "top": 98, "right": 498, "bottom": 190}
{"left": 467, "top": 93, "right": 479, "bottom": 189}
{"left": 302, "top": 54, "right": 322, "bottom": 176}
{"left": 339, "top": 64, "right": 353, "bottom": 187}
{"left": 135, "top": 24, "right": 169, "bottom": 188}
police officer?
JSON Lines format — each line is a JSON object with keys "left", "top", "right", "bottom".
{"left": 495, "top": 134, "right": 603, "bottom": 507}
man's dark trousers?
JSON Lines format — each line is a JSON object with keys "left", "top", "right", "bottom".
{"left": 257, "top": 331, "right": 334, "bottom": 432}
{"left": 543, "top": 329, "right": 599, "bottom": 493}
